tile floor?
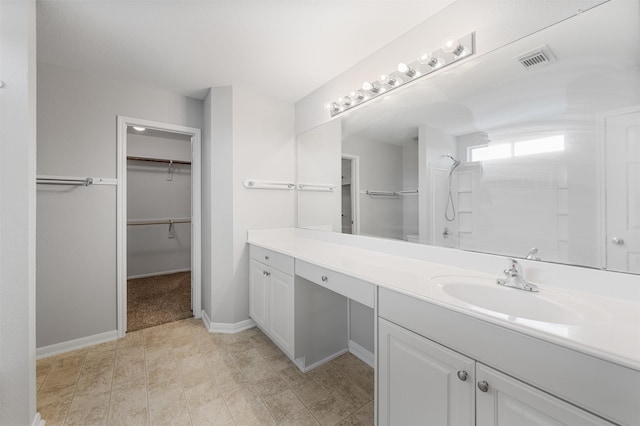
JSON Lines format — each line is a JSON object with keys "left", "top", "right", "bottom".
{"left": 36, "top": 318, "right": 375, "bottom": 426}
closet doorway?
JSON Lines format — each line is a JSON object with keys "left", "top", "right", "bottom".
{"left": 116, "top": 117, "right": 201, "bottom": 337}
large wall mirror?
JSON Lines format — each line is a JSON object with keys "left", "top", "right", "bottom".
{"left": 297, "top": 1, "right": 640, "bottom": 274}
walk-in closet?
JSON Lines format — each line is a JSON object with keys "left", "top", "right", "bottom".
{"left": 126, "top": 126, "right": 193, "bottom": 331}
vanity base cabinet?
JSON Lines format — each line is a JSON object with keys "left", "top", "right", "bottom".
{"left": 476, "top": 364, "right": 614, "bottom": 426}
{"left": 268, "top": 268, "right": 294, "bottom": 356}
{"left": 249, "top": 259, "right": 268, "bottom": 330}
{"left": 249, "top": 246, "right": 294, "bottom": 359}
{"left": 378, "top": 318, "right": 474, "bottom": 426}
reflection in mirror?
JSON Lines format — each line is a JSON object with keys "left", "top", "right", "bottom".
{"left": 298, "top": 1, "right": 640, "bottom": 274}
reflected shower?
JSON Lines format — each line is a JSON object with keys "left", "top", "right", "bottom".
{"left": 443, "top": 154, "right": 460, "bottom": 221}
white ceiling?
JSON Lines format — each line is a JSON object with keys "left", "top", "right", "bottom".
{"left": 36, "top": 0, "right": 454, "bottom": 103}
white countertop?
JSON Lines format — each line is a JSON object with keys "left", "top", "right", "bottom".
{"left": 248, "top": 229, "right": 640, "bottom": 371}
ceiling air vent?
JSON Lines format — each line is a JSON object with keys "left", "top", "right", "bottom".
{"left": 517, "top": 46, "right": 555, "bottom": 70}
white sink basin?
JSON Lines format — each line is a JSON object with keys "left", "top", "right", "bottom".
{"left": 428, "top": 276, "right": 607, "bottom": 326}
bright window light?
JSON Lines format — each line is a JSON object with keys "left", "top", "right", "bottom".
{"left": 514, "top": 135, "right": 565, "bottom": 157}
{"left": 469, "top": 144, "right": 512, "bottom": 162}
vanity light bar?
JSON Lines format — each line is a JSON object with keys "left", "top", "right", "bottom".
{"left": 326, "top": 33, "right": 475, "bottom": 117}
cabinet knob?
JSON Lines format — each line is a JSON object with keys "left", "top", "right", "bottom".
{"left": 262, "top": 271, "right": 267, "bottom": 275}
{"left": 265, "top": 255, "right": 270, "bottom": 260}
{"left": 477, "top": 381, "right": 489, "bottom": 392}
{"left": 612, "top": 237, "right": 624, "bottom": 246}
{"left": 265, "top": 271, "right": 271, "bottom": 276}
{"left": 457, "top": 371, "right": 468, "bottom": 381}
{"left": 321, "top": 275, "right": 328, "bottom": 282}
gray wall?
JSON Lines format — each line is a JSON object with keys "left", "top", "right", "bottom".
{"left": 36, "top": 61, "right": 203, "bottom": 348}
{"left": 0, "top": 0, "right": 38, "bottom": 423}
{"left": 203, "top": 86, "right": 296, "bottom": 325}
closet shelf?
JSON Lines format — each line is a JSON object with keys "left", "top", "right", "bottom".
{"left": 127, "top": 156, "right": 191, "bottom": 165}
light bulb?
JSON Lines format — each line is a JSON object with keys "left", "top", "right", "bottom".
{"left": 343, "top": 96, "right": 354, "bottom": 107}
{"left": 379, "top": 74, "right": 401, "bottom": 86}
{"left": 417, "top": 52, "right": 438, "bottom": 68}
{"left": 362, "top": 81, "right": 380, "bottom": 93}
{"left": 442, "top": 39, "right": 464, "bottom": 56}
{"left": 132, "top": 126, "right": 146, "bottom": 132}
{"left": 351, "top": 90, "right": 365, "bottom": 101}
{"left": 397, "top": 63, "right": 417, "bottom": 77}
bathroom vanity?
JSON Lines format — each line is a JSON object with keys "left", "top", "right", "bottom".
{"left": 248, "top": 228, "right": 640, "bottom": 426}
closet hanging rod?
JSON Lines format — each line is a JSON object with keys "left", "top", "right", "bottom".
{"left": 127, "top": 156, "right": 191, "bottom": 165}
{"left": 37, "top": 177, "right": 93, "bottom": 186}
{"left": 127, "top": 218, "right": 191, "bottom": 226}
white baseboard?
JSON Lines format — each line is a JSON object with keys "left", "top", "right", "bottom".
{"left": 127, "top": 268, "right": 191, "bottom": 280}
{"left": 36, "top": 330, "right": 118, "bottom": 359}
{"left": 32, "top": 412, "right": 45, "bottom": 426}
{"left": 296, "top": 348, "right": 349, "bottom": 373}
{"left": 201, "top": 311, "right": 256, "bottom": 334}
{"left": 349, "top": 339, "right": 375, "bottom": 368}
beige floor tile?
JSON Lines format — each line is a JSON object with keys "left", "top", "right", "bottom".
{"left": 353, "top": 401, "right": 374, "bottom": 426}
{"left": 241, "top": 358, "right": 276, "bottom": 384}
{"left": 308, "top": 394, "right": 352, "bottom": 426}
{"left": 149, "top": 393, "right": 191, "bottom": 426}
{"left": 331, "top": 380, "right": 371, "bottom": 412}
{"left": 335, "top": 415, "right": 364, "bottom": 426}
{"left": 291, "top": 379, "right": 329, "bottom": 406}
{"left": 278, "top": 409, "right": 321, "bottom": 426}
{"left": 278, "top": 363, "right": 312, "bottom": 387}
{"left": 36, "top": 318, "right": 375, "bottom": 426}
{"left": 147, "top": 376, "right": 184, "bottom": 404}
{"left": 39, "top": 399, "right": 73, "bottom": 426}
{"left": 37, "top": 381, "right": 76, "bottom": 408}
{"left": 188, "top": 394, "right": 232, "bottom": 426}
{"left": 252, "top": 373, "right": 289, "bottom": 398}
{"left": 223, "top": 382, "right": 262, "bottom": 418}
{"left": 232, "top": 401, "right": 276, "bottom": 426}
{"left": 263, "top": 389, "right": 305, "bottom": 423}
{"left": 232, "top": 348, "right": 264, "bottom": 369}
{"left": 264, "top": 353, "right": 294, "bottom": 371}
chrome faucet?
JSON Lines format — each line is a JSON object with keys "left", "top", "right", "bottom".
{"left": 497, "top": 258, "right": 539, "bottom": 292}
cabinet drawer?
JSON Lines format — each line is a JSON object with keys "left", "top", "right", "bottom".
{"left": 295, "top": 260, "right": 375, "bottom": 308}
{"left": 250, "top": 245, "right": 294, "bottom": 275}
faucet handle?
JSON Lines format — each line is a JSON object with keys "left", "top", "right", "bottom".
{"left": 504, "top": 258, "right": 522, "bottom": 276}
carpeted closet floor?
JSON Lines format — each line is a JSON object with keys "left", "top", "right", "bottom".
{"left": 127, "top": 271, "right": 192, "bottom": 331}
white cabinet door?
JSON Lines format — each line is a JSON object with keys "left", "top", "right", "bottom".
{"left": 249, "top": 259, "right": 268, "bottom": 330}
{"left": 476, "top": 363, "right": 615, "bottom": 426}
{"left": 268, "top": 268, "right": 294, "bottom": 357}
{"left": 378, "top": 318, "right": 475, "bottom": 426}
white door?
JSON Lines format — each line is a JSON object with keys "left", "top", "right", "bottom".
{"left": 268, "top": 269, "right": 294, "bottom": 357}
{"left": 378, "top": 318, "right": 475, "bottom": 426}
{"left": 476, "top": 363, "right": 615, "bottom": 426}
{"left": 249, "top": 259, "right": 268, "bottom": 330}
{"left": 606, "top": 109, "right": 640, "bottom": 273}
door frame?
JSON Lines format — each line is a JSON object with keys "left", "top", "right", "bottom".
{"left": 116, "top": 116, "right": 202, "bottom": 337}
{"left": 341, "top": 154, "right": 360, "bottom": 235}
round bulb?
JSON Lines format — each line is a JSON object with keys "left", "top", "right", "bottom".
{"left": 442, "top": 39, "right": 463, "bottom": 56}
{"left": 362, "top": 82, "right": 373, "bottom": 91}
{"left": 417, "top": 52, "right": 432, "bottom": 65}
{"left": 397, "top": 63, "right": 409, "bottom": 73}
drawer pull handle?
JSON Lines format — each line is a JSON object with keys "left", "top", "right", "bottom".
{"left": 265, "top": 255, "right": 270, "bottom": 260}
{"left": 477, "top": 381, "right": 489, "bottom": 392}
{"left": 321, "top": 275, "right": 328, "bottom": 282}
{"left": 457, "top": 371, "right": 468, "bottom": 381}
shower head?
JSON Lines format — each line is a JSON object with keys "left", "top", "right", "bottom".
{"left": 443, "top": 154, "right": 461, "bottom": 173}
